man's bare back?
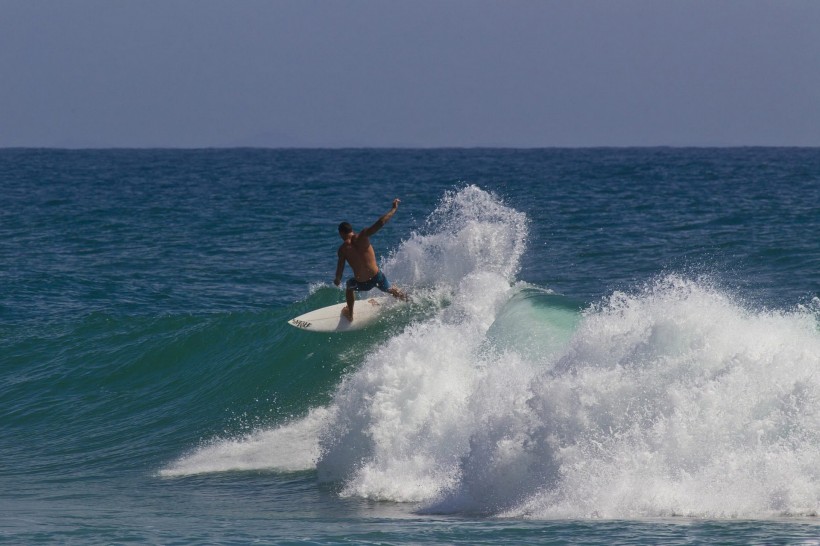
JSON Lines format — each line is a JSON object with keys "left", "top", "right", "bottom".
{"left": 337, "top": 232, "right": 379, "bottom": 282}
{"left": 334, "top": 199, "right": 407, "bottom": 321}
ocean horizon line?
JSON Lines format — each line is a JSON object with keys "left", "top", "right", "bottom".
{"left": 3, "top": 144, "right": 820, "bottom": 151}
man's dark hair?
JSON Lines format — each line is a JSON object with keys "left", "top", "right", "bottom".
{"left": 338, "top": 222, "right": 353, "bottom": 234}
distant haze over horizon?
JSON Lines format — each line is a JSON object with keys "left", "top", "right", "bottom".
{"left": 2, "top": 1, "right": 819, "bottom": 148}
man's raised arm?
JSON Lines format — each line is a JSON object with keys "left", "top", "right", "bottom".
{"left": 362, "top": 199, "right": 400, "bottom": 237}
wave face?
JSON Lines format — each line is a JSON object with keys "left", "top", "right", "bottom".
{"left": 164, "top": 185, "right": 820, "bottom": 518}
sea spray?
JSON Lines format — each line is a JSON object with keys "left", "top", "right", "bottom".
{"left": 316, "top": 186, "right": 530, "bottom": 500}
{"left": 477, "top": 276, "right": 820, "bottom": 518}
{"left": 318, "top": 270, "right": 820, "bottom": 516}
{"left": 384, "top": 185, "right": 528, "bottom": 290}
{"left": 159, "top": 406, "right": 329, "bottom": 476}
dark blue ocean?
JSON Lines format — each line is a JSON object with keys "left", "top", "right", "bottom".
{"left": 2, "top": 148, "right": 819, "bottom": 544}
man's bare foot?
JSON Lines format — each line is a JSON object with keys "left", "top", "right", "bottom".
{"left": 389, "top": 287, "right": 409, "bottom": 302}
{"left": 341, "top": 306, "right": 353, "bottom": 322}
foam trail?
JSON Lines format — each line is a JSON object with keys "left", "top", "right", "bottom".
{"left": 159, "top": 407, "right": 328, "bottom": 477}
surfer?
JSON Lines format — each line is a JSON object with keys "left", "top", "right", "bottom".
{"left": 334, "top": 198, "right": 407, "bottom": 321}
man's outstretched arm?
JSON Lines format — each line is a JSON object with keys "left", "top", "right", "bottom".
{"left": 361, "top": 199, "right": 400, "bottom": 237}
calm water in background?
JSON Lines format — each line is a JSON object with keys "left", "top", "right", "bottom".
{"left": 1, "top": 148, "right": 819, "bottom": 543}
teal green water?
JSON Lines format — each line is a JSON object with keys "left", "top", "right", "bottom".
{"left": 2, "top": 149, "right": 819, "bottom": 543}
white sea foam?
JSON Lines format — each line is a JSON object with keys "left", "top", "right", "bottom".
{"left": 314, "top": 184, "right": 820, "bottom": 517}
{"left": 316, "top": 186, "right": 529, "bottom": 501}
{"left": 384, "top": 184, "right": 528, "bottom": 290}
{"left": 159, "top": 407, "right": 329, "bottom": 477}
{"left": 163, "top": 186, "right": 820, "bottom": 519}
{"left": 506, "top": 276, "right": 820, "bottom": 518}
{"left": 425, "top": 275, "right": 820, "bottom": 518}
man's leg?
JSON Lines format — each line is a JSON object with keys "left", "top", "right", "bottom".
{"left": 343, "top": 287, "right": 356, "bottom": 321}
{"left": 376, "top": 271, "right": 407, "bottom": 302}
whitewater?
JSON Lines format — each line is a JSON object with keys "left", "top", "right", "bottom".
{"left": 163, "top": 185, "right": 820, "bottom": 520}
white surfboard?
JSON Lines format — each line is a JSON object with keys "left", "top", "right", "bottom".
{"left": 288, "top": 297, "right": 395, "bottom": 332}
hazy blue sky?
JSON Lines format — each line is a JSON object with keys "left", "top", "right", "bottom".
{"left": 2, "top": 1, "right": 819, "bottom": 148}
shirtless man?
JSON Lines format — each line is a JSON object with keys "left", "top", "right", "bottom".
{"left": 334, "top": 198, "right": 407, "bottom": 321}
